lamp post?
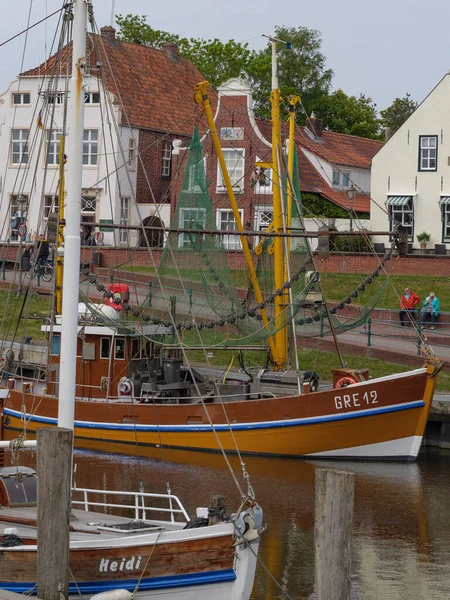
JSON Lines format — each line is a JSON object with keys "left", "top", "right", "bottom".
{"left": 17, "top": 194, "right": 27, "bottom": 296}
{"left": 347, "top": 185, "right": 356, "bottom": 232}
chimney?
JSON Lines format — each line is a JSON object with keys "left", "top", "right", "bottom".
{"left": 100, "top": 26, "right": 116, "bottom": 42}
{"left": 307, "top": 114, "right": 324, "bottom": 138}
{"left": 162, "top": 42, "right": 179, "bottom": 60}
{"left": 384, "top": 127, "right": 392, "bottom": 142}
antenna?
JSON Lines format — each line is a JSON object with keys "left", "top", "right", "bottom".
{"left": 110, "top": 0, "right": 115, "bottom": 27}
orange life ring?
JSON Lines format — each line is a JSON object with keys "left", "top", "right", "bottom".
{"left": 335, "top": 376, "right": 358, "bottom": 389}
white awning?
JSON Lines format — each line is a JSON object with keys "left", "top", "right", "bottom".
{"left": 439, "top": 196, "right": 450, "bottom": 205}
{"left": 385, "top": 196, "right": 413, "bottom": 206}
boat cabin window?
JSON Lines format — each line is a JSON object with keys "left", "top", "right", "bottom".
{"left": 115, "top": 338, "right": 125, "bottom": 360}
{"left": 100, "top": 337, "right": 111, "bottom": 359}
{"left": 51, "top": 334, "right": 61, "bottom": 356}
{"left": 131, "top": 338, "right": 141, "bottom": 360}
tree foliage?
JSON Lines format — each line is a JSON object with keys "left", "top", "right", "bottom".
{"left": 316, "top": 90, "right": 381, "bottom": 139}
{"left": 115, "top": 14, "right": 253, "bottom": 87}
{"left": 379, "top": 93, "right": 418, "bottom": 135}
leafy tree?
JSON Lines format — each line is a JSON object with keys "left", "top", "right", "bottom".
{"left": 379, "top": 93, "right": 418, "bottom": 135}
{"left": 315, "top": 90, "right": 381, "bottom": 139}
{"left": 115, "top": 14, "right": 253, "bottom": 87}
{"left": 246, "top": 26, "right": 333, "bottom": 119}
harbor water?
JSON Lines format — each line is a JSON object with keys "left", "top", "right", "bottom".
{"left": 7, "top": 445, "right": 450, "bottom": 599}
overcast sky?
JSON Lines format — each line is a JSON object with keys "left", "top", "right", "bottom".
{"left": 1, "top": 0, "right": 449, "bottom": 111}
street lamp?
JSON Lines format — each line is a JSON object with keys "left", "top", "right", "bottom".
{"left": 347, "top": 185, "right": 356, "bottom": 232}
{"left": 17, "top": 194, "right": 27, "bottom": 296}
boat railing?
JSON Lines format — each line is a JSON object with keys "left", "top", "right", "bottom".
{"left": 71, "top": 486, "right": 190, "bottom": 524}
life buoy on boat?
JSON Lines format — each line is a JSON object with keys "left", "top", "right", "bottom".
{"left": 335, "top": 376, "right": 358, "bottom": 389}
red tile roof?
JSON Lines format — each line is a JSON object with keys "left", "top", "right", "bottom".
{"left": 297, "top": 148, "right": 370, "bottom": 213}
{"left": 21, "top": 31, "right": 212, "bottom": 137}
{"left": 295, "top": 126, "right": 383, "bottom": 170}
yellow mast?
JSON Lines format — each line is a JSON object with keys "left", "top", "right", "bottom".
{"left": 55, "top": 136, "right": 65, "bottom": 315}
{"left": 269, "top": 38, "right": 288, "bottom": 370}
{"left": 287, "top": 95, "right": 300, "bottom": 230}
{"left": 194, "top": 81, "right": 280, "bottom": 365}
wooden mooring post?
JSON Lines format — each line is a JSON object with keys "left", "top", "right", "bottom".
{"left": 315, "top": 468, "right": 355, "bottom": 600}
{"left": 37, "top": 427, "right": 73, "bottom": 600}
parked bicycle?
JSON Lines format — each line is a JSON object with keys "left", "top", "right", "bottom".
{"left": 24, "top": 258, "right": 54, "bottom": 282}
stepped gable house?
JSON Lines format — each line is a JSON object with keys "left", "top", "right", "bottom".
{"left": 171, "top": 77, "right": 381, "bottom": 251}
{"left": 0, "top": 26, "right": 209, "bottom": 250}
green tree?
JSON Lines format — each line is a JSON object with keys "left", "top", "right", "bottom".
{"left": 246, "top": 26, "right": 333, "bottom": 119}
{"left": 115, "top": 14, "right": 253, "bottom": 87}
{"left": 316, "top": 89, "right": 381, "bottom": 139}
{"left": 379, "top": 93, "right": 418, "bottom": 135}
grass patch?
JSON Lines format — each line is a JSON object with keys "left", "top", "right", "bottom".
{"left": 0, "top": 289, "right": 52, "bottom": 343}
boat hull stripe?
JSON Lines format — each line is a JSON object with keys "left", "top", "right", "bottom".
{"left": 3, "top": 568, "right": 236, "bottom": 594}
{"left": 4, "top": 401, "right": 425, "bottom": 432}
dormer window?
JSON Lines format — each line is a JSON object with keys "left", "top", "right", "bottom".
{"left": 85, "top": 92, "right": 100, "bottom": 104}
{"left": 332, "top": 169, "right": 350, "bottom": 189}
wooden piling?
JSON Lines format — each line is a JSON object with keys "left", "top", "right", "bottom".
{"left": 37, "top": 427, "right": 73, "bottom": 600}
{"left": 314, "top": 468, "right": 355, "bottom": 600}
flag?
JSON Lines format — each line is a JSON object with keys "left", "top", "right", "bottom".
{"left": 36, "top": 110, "right": 44, "bottom": 130}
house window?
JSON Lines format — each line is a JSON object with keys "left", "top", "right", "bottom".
{"left": 178, "top": 208, "right": 206, "bottom": 248}
{"left": 81, "top": 194, "right": 97, "bottom": 242}
{"left": 46, "top": 130, "right": 62, "bottom": 165}
{"left": 83, "top": 129, "right": 98, "bottom": 165}
{"left": 128, "top": 137, "right": 137, "bottom": 170}
{"left": 11, "top": 129, "right": 29, "bottom": 164}
{"left": 216, "top": 209, "right": 243, "bottom": 250}
{"left": 419, "top": 136, "right": 438, "bottom": 171}
{"left": 254, "top": 158, "right": 272, "bottom": 194}
{"left": 388, "top": 199, "right": 414, "bottom": 240}
{"left": 44, "top": 195, "right": 57, "bottom": 220}
{"left": 85, "top": 92, "right": 100, "bottom": 104}
{"left": 46, "top": 92, "right": 64, "bottom": 105}
{"left": 183, "top": 156, "right": 207, "bottom": 192}
{"left": 51, "top": 334, "right": 61, "bottom": 356}
{"left": 217, "top": 149, "right": 244, "bottom": 191}
{"left": 254, "top": 206, "right": 273, "bottom": 245}
{"left": 332, "top": 169, "right": 350, "bottom": 189}
{"left": 114, "top": 338, "right": 125, "bottom": 360}
{"left": 12, "top": 92, "right": 30, "bottom": 105}
{"left": 100, "top": 337, "right": 111, "bottom": 359}
{"left": 119, "top": 197, "right": 129, "bottom": 244}
{"left": 161, "top": 140, "right": 172, "bottom": 178}
{"left": 10, "top": 194, "right": 29, "bottom": 241}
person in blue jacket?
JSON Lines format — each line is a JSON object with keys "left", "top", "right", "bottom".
{"left": 421, "top": 292, "right": 440, "bottom": 329}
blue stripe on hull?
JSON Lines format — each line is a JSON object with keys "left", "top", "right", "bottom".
{"left": 4, "top": 400, "right": 425, "bottom": 433}
{"left": 3, "top": 568, "right": 236, "bottom": 595}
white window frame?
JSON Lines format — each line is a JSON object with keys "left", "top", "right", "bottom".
{"left": 332, "top": 169, "right": 350, "bottom": 189}
{"left": 119, "top": 197, "right": 129, "bottom": 244}
{"left": 100, "top": 337, "right": 111, "bottom": 359}
{"left": 161, "top": 140, "right": 172, "bottom": 178}
{"left": 254, "top": 206, "right": 273, "bottom": 245}
{"left": 254, "top": 157, "right": 272, "bottom": 195}
{"left": 83, "top": 129, "right": 98, "bottom": 166}
{"left": 442, "top": 203, "right": 450, "bottom": 240}
{"left": 216, "top": 148, "right": 245, "bottom": 193}
{"left": 46, "top": 130, "right": 63, "bottom": 166}
{"left": 10, "top": 194, "right": 29, "bottom": 241}
{"left": 419, "top": 135, "right": 438, "bottom": 171}
{"left": 183, "top": 155, "right": 207, "bottom": 193}
{"left": 44, "top": 195, "right": 57, "bottom": 221}
{"left": 178, "top": 207, "right": 206, "bottom": 248}
{"left": 388, "top": 200, "right": 414, "bottom": 241}
{"left": 216, "top": 208, "right": 244, "bottom": 251}
{"left": 11, "top": 129, "right": 29, "bottom": 165}
{"left": 12, "top": 92, "right": 30, "bottom": 106}
{"left": 85, "top": 92, "right": 100, "bottom": 104}
{"left": 128, "top": 137, "right": 137, "bottom": 170}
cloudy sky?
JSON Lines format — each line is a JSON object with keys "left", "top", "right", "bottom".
{"left": 1, "top": 0, "right": 449, "bottom": 111}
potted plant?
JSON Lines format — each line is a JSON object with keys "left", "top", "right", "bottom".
{"left": 416, "top": 231, "right": 431, "bottom": 250}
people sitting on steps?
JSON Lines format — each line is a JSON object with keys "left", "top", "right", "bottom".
{"left": 421, "top": 292, "right": 440, "bottom": 330}
{"left": 399, "top": 287, "right": 420, "bottom": 327}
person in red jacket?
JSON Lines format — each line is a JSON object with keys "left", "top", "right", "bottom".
{"left": 399, "top": 287, "right": 420, "bottom": 326}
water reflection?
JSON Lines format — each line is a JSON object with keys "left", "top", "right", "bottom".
{"left": 5, "top": 445, "right": 450, "bottom": 599}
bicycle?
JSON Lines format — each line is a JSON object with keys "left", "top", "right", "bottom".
{"left": 24, "top": 258, "right": 54, "bottom": 282}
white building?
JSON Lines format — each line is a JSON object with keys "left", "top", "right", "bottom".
{"left": 371, "top": 73, "right": 450, "bottom": 252}
{"left": 0, "top": 27, "right": 205, "bottom": 250}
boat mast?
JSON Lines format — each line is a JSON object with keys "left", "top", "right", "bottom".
{"left": 269, "top": 38, "right": 288, "bottom": 370}
{"left": 57, "top": 0, "right": 88, "bottom": 429}
{"left": 55, "top": 138, "right": 65, "bottom": 315}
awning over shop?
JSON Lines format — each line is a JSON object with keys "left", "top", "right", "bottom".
{"left": 385, "top": 196, "right": 413, "bottom": 206}
{"left": 439, "top": 196, "right": 450, "bottom": 205}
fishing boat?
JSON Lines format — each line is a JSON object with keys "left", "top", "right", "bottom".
{"left": 0, "top": 2, "right": 263, "bottom": 598}
{"left": 0, "top": 16, "right": 441, "bottom": 461}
